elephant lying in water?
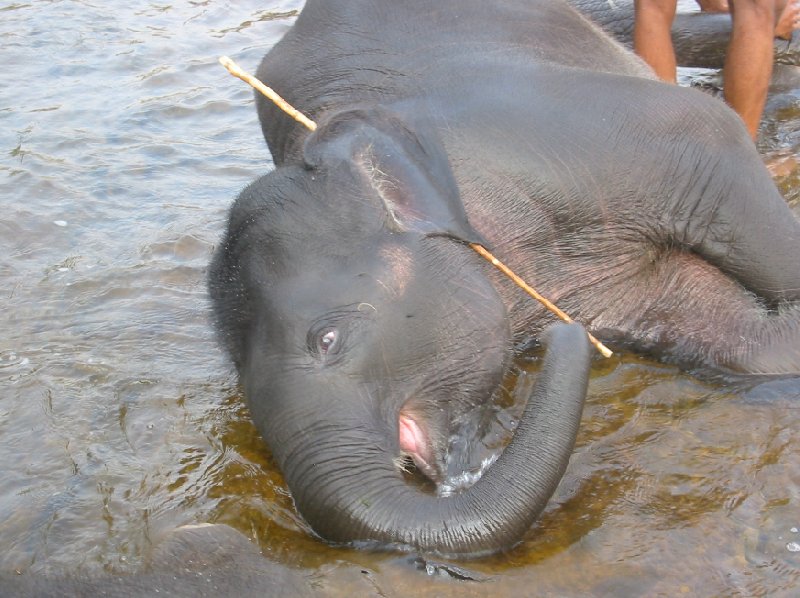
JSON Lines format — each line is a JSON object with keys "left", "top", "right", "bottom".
{"left": 209, "top": 0, "right": 800, "bottom": 557}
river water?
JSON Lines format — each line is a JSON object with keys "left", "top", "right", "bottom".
{"left": 1, "top": 1, "right": 798, "bottom": 596}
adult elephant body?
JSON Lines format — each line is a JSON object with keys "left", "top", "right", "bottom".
{"left": 209, "top": 0, "right": 800, "bottom": 557}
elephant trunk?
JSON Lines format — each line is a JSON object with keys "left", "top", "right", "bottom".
{"left": 272, "top": 323, "right": 592, "bottom": 558}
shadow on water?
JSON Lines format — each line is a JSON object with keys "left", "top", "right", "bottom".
{"left": 0, "top": 1, "right": 799, "bottom": 596}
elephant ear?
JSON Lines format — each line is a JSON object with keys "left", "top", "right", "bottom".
{"left": 302, "top": 107, "right": 486, "bottom": 246}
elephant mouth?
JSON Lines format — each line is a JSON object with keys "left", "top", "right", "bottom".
{"left": 395, "top": 346, "right": 515, "bottom": 489}
{"left": 397, "top": 409, "right": 440, "bottom": 483}
{"left": 396, "top": 381, "right": 507, "bottom": 489}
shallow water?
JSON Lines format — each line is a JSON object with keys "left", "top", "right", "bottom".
{"left": 1, "top": 1, "right": 799, "bottom": 596}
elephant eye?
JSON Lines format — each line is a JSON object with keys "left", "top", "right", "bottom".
{"left": 307, "top": 309, "right": 364, "bottom": 363}
{"left": 309, "top": 325, "right": 341, "bottom": 361}
{"left": 318, "top": 329, "right": 338, "bottom": 354}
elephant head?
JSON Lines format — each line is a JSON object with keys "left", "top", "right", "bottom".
{"left": 209, "top": 108, "right": 592, "bottom": 557}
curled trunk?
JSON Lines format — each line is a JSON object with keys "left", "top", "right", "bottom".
{"left": 271, "top": 323, "right": 592, "bottom": 558}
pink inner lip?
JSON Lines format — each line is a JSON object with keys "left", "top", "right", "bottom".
{"left": 398, "top": 411, "right": 436, "bottom": 479}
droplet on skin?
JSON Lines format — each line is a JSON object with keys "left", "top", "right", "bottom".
{"left": 53, "top": 220, "right": 67, "bottom": 227}
{"left": 787, "top": 542, "right": 800, "bottom": 553}
{"left": 791, "top": 527, "right": 798, "bottom": 533}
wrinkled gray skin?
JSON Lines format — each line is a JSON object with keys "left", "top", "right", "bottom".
{"left": 209, "top": 0, "right": 800, "bottom": 557}
{"left": 568, "top": 0, "right": 800, "bottom": 68}
{"left": 1, "top": 525, "right": 317, "bottom": 598}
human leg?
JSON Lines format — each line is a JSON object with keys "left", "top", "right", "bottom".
{"left": 634, "top": 0, "right": 679, "bottom": 82}
{"left": 724, "top": 0, "right": 784, "bottom": 139}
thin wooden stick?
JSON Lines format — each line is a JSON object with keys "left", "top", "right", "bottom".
{"left": 219, "top": 56, "right": 317, "bottom": 131}
{"left": 219, "top": 55, "right": 612, "bottom": 358}
{"left": 470, "top": 243, "right": 612, "bottom": 358}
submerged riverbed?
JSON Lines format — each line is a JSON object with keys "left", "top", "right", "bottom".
{"left": 1, "top": 1, "right": 798, "bottom": 595}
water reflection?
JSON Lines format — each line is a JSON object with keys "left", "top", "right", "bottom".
{"left": 0, "top": 0, "right": 798, "bottom": 595}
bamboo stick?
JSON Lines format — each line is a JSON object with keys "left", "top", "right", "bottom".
{"left": 470, "top": 243, "right": 612, "bottom": 358}
{"left": 219, "top": 56, "right": 317, "bottom": 131}
{"left": 218, "top": 55, "right": 612, "bottom": 358}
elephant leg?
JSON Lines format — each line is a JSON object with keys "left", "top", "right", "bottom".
{"left": 671, "top": 149, "right": 800, "bottom": 304}
{"left": 599, "top": 248, "right": 800, "bottom": 374}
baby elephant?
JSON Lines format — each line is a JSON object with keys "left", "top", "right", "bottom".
{"left": 209, "top": 0, "right": 800, "bottom": 557}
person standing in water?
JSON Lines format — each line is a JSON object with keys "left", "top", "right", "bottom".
{"left": 634, "top": 0, "right": 799, "bottom": 140}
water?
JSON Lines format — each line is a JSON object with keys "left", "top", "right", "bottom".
{"left": 1, "top": 1, "right": 798, "bottom": 595}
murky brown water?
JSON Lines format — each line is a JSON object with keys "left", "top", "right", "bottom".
{"left": 1, "top": 2, "right": 798, "bottom": 596}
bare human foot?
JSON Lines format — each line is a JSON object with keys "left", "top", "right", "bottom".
{"left": 696, "top": 0, "right": 729, "bottom": 12}
{"left": 774, "top": 0, "right": 800, "bottom": 39}
{"left": 696, "top": 0, "right": 799, "bottom": 39}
